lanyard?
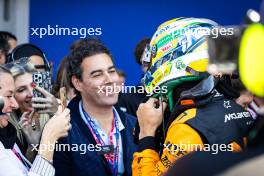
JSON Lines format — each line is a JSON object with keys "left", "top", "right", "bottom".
{"left": 12, "top": 148, "right": 31, "bottom": 170}
{"left": 81, "top": 103, "right": 119, "bottom": 176}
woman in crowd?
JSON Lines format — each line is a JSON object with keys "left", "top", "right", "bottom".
{"left": 0, "top": 65, "right": 71, "bottom": 176}
{"left": 6, "top": 59, "right": 58, "bottom": 161}
{"left": 53, "top": 56, "right": 76, "bottom": 103}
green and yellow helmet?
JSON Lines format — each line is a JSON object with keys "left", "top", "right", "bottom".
{"left": 141, "top": 18, "right": 218, "bottom": 109}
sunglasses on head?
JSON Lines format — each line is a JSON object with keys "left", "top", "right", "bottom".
{"left": 5, "top": 57, "right": 48, "bottom": 71}
{"left": 6, "top": 43, "right": 51, "bottom": 71}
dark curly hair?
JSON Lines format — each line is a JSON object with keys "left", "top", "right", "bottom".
{"left": 68, "top": 38, "right": 113, "bottom": 94}
{"left": 0, "top": 38, "right": 9, "bottom": 56}
{"left": 70, "top": 38, "right": 95, "bottom": 52}
{"left": 0, "top": 31, "right": 17, "bottom": 41}
{"left": 134, "top": 38, "right": 150, "bottom": 65}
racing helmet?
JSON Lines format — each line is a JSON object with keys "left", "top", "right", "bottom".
{"left": 141, "top": 17, "right": 218, "bottom": 109}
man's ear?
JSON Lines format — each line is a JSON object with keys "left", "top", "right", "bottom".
{"left": 71, "top": 75, "right": 82, "bottom": 92}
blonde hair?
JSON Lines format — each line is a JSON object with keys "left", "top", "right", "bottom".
{"left": 9, "top": 62, "right": 36, "bottom": 79}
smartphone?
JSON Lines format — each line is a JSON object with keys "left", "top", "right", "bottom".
{"left": 60, "top": 87, "right": 67, "bottom": 111}
{"left": 32, "top": 71, "right": 52, "bottom": 98}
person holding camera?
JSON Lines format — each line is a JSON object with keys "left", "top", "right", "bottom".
{"left": 5, "top": 60, "right": 59, "bottom": 161}
{"left": 0, "top": 65, "right": 71, "bottom": 176}
{"left": 132, "top": 18, "right": 255, "bottom": 175}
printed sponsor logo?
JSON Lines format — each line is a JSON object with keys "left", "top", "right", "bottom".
{"left": 223, "top": 100, "right": 231, "bottom": 109}
{"left": 224, "top": 111, "right": 251, "bottom": 123}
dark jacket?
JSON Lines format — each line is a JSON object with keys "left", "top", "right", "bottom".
{"left": 53, "top": 96, "right": 138, "bottom": 176}
{"left": 115, "top": 87, "right": 146, "bottom": 117}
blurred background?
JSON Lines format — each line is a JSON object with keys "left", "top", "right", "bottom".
{"left": 0, "top": 0, "right": 261, "bottom": 85}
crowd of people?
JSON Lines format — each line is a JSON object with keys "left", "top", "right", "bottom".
{"left": 0, "top": 12, "right": 264, "bottom": 176}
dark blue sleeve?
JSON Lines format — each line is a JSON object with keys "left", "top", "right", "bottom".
{"left": 53, "top": 137, "right": 72, "bottom": 176}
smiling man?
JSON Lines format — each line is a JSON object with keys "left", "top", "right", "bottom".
{"left": 53, "top": 38, "right": 137, "bottom": 176}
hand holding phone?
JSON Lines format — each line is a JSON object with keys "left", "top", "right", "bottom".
{"left": 32, "top": 85, "right": 59, "bottom": 114}
{"left": 32, "top": 71, "right": 52, "bottom": 98}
